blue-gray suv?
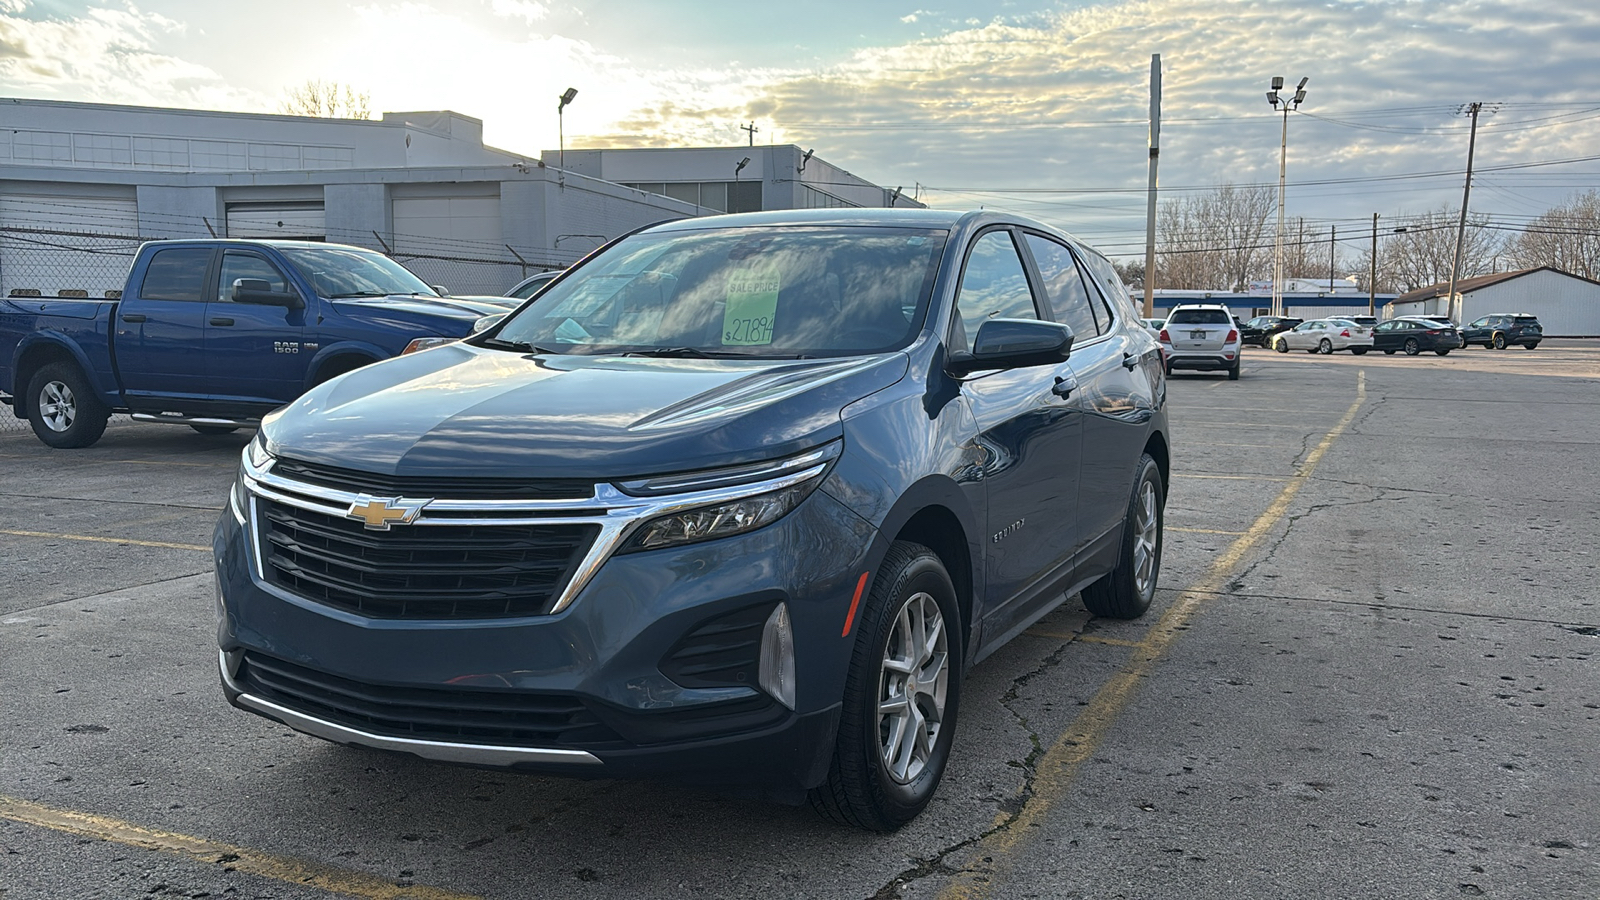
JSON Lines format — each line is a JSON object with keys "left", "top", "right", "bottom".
{"left": 214, "top": 209, "right": 1171, "bottom": 830}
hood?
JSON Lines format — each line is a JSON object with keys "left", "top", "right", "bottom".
{"left": 262, "top": 345, "right": 909, "bottom": 480}
{"left": 328, "top": 295, "right": 508, "bottom": 327}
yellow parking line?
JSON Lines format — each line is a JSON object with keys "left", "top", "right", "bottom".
{"left": 1168, "top": 526, "right": 1248, "bottom": 535}
{"left": 0, "top": 795, "right": 479, "bottom": 900}
{"left": 0, "top": 529, "right": 210, "bottom": 552}
{"left": 1173, "top": 473, "right": 1291, "bottom": 481}
{"left": 937, "top": 369, "right": 1367, "bottom": 900}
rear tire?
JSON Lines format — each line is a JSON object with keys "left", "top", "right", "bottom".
{"left": 1383, "top": 349, "right": 1396, "bottom": 355}
{"left": 27, "top": 361, "right": 109, "bottom": 449}
{"left": 1435, "top": 348, "right": 1450, "bottom": 356}
{"left": 1404, "top": 338, "right": 1420, "bottom": 356}
{"left": 1227, "top": 364, "right": 1240, "bottom": 380}
{"left": 1082, "top": 454, "right": 1163, "bottom": 620}
{"left": 1493, "top": 332, "right": 1507, "bottom": 350}
{"left": 810, "top": 542, "right": 962, "bottom": 831}
{"left": 1524, "top": 342, "right": 1539, "bottom": 351}
{"left": 1351, "top": 347, "right": 1368, "bottom": 355}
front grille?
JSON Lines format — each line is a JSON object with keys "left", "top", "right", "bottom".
{"left": 238, "top": 652, "right": 623, "bottom": 748}
{"left": 271, "top": 457, "right": 593, "bottom": 500}
{"left": 259, "top": 499, "right": 597, "bottom": 618}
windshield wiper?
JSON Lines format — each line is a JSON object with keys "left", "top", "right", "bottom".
{"left": 480, "top": 338, "right": 564, "bottom": 354}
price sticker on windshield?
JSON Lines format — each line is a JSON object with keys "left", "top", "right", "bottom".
{"left": 723, "top": 268, "right": 779, "bottom": 346}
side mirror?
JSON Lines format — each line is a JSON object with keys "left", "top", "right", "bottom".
{"left": 232, "top": 278, "right": 305, "bottom": 309}
{"left": 946, "top": 318, "right": 1074, "bottom": 377}
{"left": 431, "top": 284, "right": 450, "bottom": 297}
{"left": 470, "top": 312, "right": 507, "bottom": 335}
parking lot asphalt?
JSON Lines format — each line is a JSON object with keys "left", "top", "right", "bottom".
{"left": 2, "top": 340, "right": 1597, "bottom": 900}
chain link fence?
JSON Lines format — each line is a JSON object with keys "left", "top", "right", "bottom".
{"left": 0, "top": 225, "right": 568, "bottom": 435}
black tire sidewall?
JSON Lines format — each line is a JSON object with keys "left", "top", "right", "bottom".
{"left": 27, "top": 362, "right": 108, "bottom": 449}
{"left": 848, "top": 546, "right": 963, "bottom": 825}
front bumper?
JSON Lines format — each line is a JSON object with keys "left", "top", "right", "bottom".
{"left": 213, "top": 482, "right": 876, "bottom": 793}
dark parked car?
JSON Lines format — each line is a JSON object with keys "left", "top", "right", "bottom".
{"left": 1240, "top": 315, "right": 1302, "bottom": 347}
{"left": 1372, "top": 317, "right": 1458, "bottom": 356}
{"left": 1462, "top": 313, "right": 1543, "bottom": 349}
{"left": 214, "top": 209, "right": 1171, "bottom": 830}
{"left": 505, "top": 269, "right": 562, "bottom": 300}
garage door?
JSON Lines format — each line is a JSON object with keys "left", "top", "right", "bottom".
{"left": 226, "top": 203, "right": 326, "bottom": 241}
{"left": 0, "top": 194, "right": 140, "bottom": 299}
{"left": 391, "top": 194, "right": 511, "bottom": 295}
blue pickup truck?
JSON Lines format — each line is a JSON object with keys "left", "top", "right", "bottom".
{"left": 1, "top": 239, "right": 513, "bottom": 448}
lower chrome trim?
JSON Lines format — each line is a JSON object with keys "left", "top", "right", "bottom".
{"left": 132, "top": 413, "right": 259, "bottom": 427}
{"left": 220, "top": 654, "right": 602, "bottom": 767}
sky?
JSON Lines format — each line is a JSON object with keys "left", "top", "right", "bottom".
{"left": 1, "top": 0, "right": 1598, "bottom": 262}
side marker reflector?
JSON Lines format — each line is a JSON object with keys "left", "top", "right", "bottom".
{"left": 841, "top": 571, "right": 871, "bottom": 637}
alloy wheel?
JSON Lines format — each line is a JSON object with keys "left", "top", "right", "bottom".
{"left": 877, "top": 591, "right": 949, "bottom": 785}
{"left": 37, "top": 380, "right": 76, "bottom": 433}
{"left": 1133, "top": 479, "right": 1159, "bottom": 597}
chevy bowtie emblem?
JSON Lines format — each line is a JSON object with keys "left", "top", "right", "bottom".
{"left": 345, "top": 495, "right": 427, "bottom": 531}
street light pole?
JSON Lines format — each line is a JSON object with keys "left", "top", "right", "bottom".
{"left": 1267, "top": 76, "right": 1308, "bottom": 319}
{"left": 557, "top": 87, "right": 578, "bottom": 170}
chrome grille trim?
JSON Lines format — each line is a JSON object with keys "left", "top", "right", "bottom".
{"left": 239, "top": 452, "right": 829, "bottom": 615}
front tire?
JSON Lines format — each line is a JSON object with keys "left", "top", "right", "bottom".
{"left": 27, "top": 361, "right": 110, "bottom": 449}
{"left": 1082, "top": 454, "right": 1164, "bottom": 620}
{"left": 1274, "top": 339, "right": 1289, "bottom": 353}
{"left": 1318, "top": 338, "right": 1333, "bottom": 354}
{"left": 811, "top": 542, "right": 962, "bottom": 831}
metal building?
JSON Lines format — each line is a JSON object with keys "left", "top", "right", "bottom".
{"left": 1385, "top": 268, "right": 1600, "bottom": 337}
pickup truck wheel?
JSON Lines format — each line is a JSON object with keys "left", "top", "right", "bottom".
{"left": 1081, "top": 453, "right": 1163, "bottom": 620}
{"left": 189, "top": 425, "right": 239, "bottom": 435}
{"left": 810, "top": 541, "right": 961, "bottom": 832}
{"left": 28, "top": 362, "right": 109, "bottom": 449}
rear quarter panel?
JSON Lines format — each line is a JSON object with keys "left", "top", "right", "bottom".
{"left": 2, "top": 297, "right": 122, "bottom": 409}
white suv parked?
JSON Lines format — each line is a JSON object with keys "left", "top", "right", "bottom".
{"left": 1158, "top": 303, "right": 1242, "bottom": 380}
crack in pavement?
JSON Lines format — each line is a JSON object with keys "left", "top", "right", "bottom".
{"left": 868, "top": 639, "right": 1077, "bottom": 900}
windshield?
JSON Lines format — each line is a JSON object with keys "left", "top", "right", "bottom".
{"left": 277, "top": 246, "right": 437, "bottom": 298}
{"left": 1167, "top": 309, "right": 1231, "bottom": 325}
{"left": 485, "top": 225, "right": 946, "bottom": 358}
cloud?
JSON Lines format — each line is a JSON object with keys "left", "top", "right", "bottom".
{"left": 900, "top": 9, "right": 932, "bottom": 24}
{"left": 490, "top": 0, "right": 548, "bottom": 23}
{"left": 0, "top": 2, "right": 255, "bottom": 109}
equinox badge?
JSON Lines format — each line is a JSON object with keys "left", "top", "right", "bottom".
{"left": 345, "top": 496, "right": 427, "bottom": 531}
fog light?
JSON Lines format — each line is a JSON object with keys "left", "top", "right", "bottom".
{"left": 758, "top": 602, "right": 796, "bottom": 710}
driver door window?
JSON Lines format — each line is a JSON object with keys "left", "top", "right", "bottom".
{"left": 217, "top": 252, "right": 292, "bottom": 302}
{"left": 953, "top": 230, "right": 1039, "bottom": 350}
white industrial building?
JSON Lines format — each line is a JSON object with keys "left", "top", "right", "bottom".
{"left": 0, "top": 97, "right": 913, "bottom": 298}
{"left": 1385, "top": 268, "right": 1600, "bottom": 337}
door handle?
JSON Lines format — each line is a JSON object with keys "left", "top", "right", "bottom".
{"left": 210, "top": 317, "right": 235, "bottom": 326}
{"left": 121, "top": 313, "right": 146, "bottom": 323}
{"left": 1122, "top": 352, "right": 1139, "bottom": 370}
{"left": 1052, "top": 374, "right": 1077, "bottom": 399}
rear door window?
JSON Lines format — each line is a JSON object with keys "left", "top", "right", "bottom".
{"left": 139, "top": 248, "right": 213, "bottom": 302}
{"left": 1022, "top": 234, "right": 1099, "bottom": 340}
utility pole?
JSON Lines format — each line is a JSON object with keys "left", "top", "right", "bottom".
{"left": 1143, "top": 54, "right": 1161, "bottom": 317}
{"left": 1329, "top": 225, "right": 1337, "bottom": 291}
{"left": 740, "top": 122, "right": 759, "bottom": 147}
{"left": 1369, "top": 213, "right": 1378, "bottom": 316}
{"left": 1446, "top": 101, "right": 1483, "bottom": 324}
{"left": 1268, "top": 77, "right": 1308, "bottom": 318}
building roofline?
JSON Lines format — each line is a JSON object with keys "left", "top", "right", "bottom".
{"left": 1, "top": 95, "right": 481, "bottom": 130}
{"left": 1394, "top": 266, "right": 1600, "bottom": 303}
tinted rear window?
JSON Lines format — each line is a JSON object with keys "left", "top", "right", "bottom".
{"left": 139, "top": 248, "right": 212, "bottom": 302}
{"left": 1167, "top": 309, "right": 1231, "bottom": 325}
{"left": 1513, "top": 316, "right": 1540, "bottom": 325}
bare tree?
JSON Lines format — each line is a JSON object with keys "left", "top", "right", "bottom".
{"left": 1112, "top": 259, "right": 1144, "bottom": 290}
{"left": 281, "top": 79, "right": 373, "bottom": 119}
{"left": 1156, "top": 183, "right": 1276, "bottom": 291}
{"left": 1505, "top": 189, "right": 1600, "bottom": 280}
{"left": 1354, "top": 205, "right": 1502, "bottom": 293}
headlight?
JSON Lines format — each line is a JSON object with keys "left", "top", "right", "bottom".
{"left": 232, "top": 434, "right": 275, "bottom": 523}
{"left": 402, "top": 336, "right": 458, "bottom": 355}
{"left": 618, "top": 476, "right": 822, "bottom": 553}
